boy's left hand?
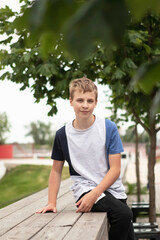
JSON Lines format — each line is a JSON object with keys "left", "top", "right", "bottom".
{"left": 76, "top": 191, "right": 98, "bottom": 213}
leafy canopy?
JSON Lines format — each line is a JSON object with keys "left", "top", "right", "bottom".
{"left": 0, "top": 0, "right": 160, "bottom": 118}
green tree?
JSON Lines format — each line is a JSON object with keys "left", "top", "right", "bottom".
{"left": 25, "top": 121, "right": 55, "bottom": 146}
{"left": 93, "top": 15, "right": 160, "bottom": 222}
{"left": 1, "top": 1, "right": 160, "bottom": 115}
{"left": 121, "top": 126, "right": 149, "bottom": 143}
{"left": 0, "top": 112, "right": 10, "bottom": 144}
{"left": 0, "top": 3, "right": 85, "bottom": 115}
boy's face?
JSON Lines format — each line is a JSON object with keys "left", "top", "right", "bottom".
{"left": 70, "top": 89, "right": 97, "bottom": 119}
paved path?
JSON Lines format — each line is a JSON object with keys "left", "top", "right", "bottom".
{"left": 0, "top": 159, "right": 53, "bottom": 180}
{"left": 125, "top": 157, "right": 160, "bottom": 185}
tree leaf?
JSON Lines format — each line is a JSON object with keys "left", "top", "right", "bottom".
{"left": 126, "top": 0, "right": 160, "bottom": 21}
{"left": 131, "top": 59, "right": 160, "bottom": 93}
{"left": 122, "top": 58, "right": 137, "bottom": 71}
{"left": 112, "top": 69, "right": 126, "bottom": 80}
{"left": 65, "top": 0, "right": 129, "bottom": 59}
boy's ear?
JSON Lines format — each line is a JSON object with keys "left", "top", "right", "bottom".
{"left": 69, "top": 97, "right": 73, "bottom": 106}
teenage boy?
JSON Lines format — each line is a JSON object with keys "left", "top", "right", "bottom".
{"left": 36, "top": 77, "right": 134, "bottom": 240}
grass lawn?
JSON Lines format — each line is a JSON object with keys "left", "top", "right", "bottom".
{"left": 0, "top": 164, "right": 70, "bottom": 209}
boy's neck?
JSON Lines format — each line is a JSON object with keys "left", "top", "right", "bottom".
{"left": 73, "top": 115, "right": 95, "bottom": 130}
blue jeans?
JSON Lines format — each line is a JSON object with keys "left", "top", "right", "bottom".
{"left": 78, "top": 191, "right": 135, "bottom": 240}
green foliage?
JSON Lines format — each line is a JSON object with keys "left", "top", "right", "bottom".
{"left": 125, "top": 182, "right": 148, "bottom": 195}
{"left": 12, "top": 0, "right": 129, "bottom": 59}
{"left": 0, "top": 112, "right": 11, "bottom": 144}
{"left": 126, "top": 0, "right": 160, "bottom": 22}
{"left": 121, "top": 126, "right": 149, "bottom": 143}
{"left": 0, "top": 4, "right": 85, "bottom": 115}
{"left": 96, "top": 14, "right": 160, "bottom": 128}
{"left": 0, "top": 164, "right": 69, "bottom": 208}
{"left": 65, "top": 0, "right": 129, "bottom": 59}
{"left": 25, "top": 121, "right": 55, "bottom": 146}
{"left": 0, "top": 1, "right": 160, "bottom": 118}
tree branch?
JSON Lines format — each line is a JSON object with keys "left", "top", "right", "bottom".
{"left": 131, "top": 107, "right": 150, "bottom": 134}
{"left": 156, "top": 126, "right": 160, "bottom": 133}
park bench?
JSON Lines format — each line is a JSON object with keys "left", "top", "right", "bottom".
{"left": 134, "top": 228, "right": 160, "bottom": 240}
{"left": 132, "top": 202, "right": 160, "bottom": 239}
{"left": 131, "top": 201, "right": 150, "bottom": 222}
{"left": 133, "top": 222, "right": 158, "bottom": 229}
{"left": 0, "top": 178, "right": 109, "bottom": 240}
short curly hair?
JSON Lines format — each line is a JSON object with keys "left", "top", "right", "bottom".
{"left": 69, "top": 76, "right": 98, "bottom": 101}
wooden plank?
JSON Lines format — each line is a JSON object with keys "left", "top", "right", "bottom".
{"left": 63, "top": 212, "right": 108, "bottom": 240}
{"left": 0, "top": 188, "right": 47, "bottom": 220}
{"left": 46, "top": 203, "right": 81, "bottom": 227}
{"left": 31, "top": 226, "right": 71, "bottom": 240}
{"left": 32, "top": 204, "right": 82, "bottom": 240}
{"left": 0, "top": 178, "right": 72, "bottom": 220}
{"left": 32, "top": 206, "right": 109, "bottom": 240}
{"left": 0, "top": 181, "right": 73, "bottom": 237}
{"left": 0, "top": 191, "right": 74, "bottom": 239}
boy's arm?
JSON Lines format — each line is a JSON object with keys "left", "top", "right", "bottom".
{"left": 36, "top": 160, "right": 64, "bottom": 214}
{"left": 76, "top": 153, "right": 121, "bottom": 213}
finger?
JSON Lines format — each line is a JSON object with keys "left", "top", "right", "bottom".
{"left": 76, "top": 199, "right": 82, "bottom": 206}
{"left": 76, "top": 205, "right": 82, "bottom": 213}
{"left": 53, "top": 207, "right": 57, "bottom": 213}
{"left": 42, "top": 208, "right": 47, "bottom": 214}
{"left": 36, "top": 208, "right": 43, "bottom": 213}
{"left": 76, "top": 204, "right": 84, "bottom": 213}
{"left": 76, "top": 208, "right": 82, "bottom": 213}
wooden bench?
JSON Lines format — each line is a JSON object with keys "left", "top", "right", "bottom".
{"left": 134, "top": 228, "right": 160, "bottom": 240}
{"left": 131, "top": 202, "right": 150, "bottom": 222}
{"left": 0, "top": 178, "right": 109, "bottom": 240}
{"left": 131, "top": 202, "right": 160, "bottom": 239}
{"left": 133, "top": 222, "right": 158, "bottom": 229}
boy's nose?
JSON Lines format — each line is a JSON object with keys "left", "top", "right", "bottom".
{"left": 82, "top": 101, "right": 88, "bottom": 108}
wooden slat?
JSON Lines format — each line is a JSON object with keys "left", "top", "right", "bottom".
{"left": 46, "top": 203, "right": 81, "bottom": 227}
{"left": 0, "top": 178, "right": 72, "bottom": 220}
{"left": 63, "top": 212, "right": 108, "bottom": 240}
{"left": 0, "top": 177, "right": 109, "bottom": 240}
{"left": 31, "top": 226, "right": 71, "bottom": 240}
{"left": 0, "top": 191, "right": 74, "bottom": 239}
{"left": 32, "top": 204, "right": 82, "bottom": 240}
{"left": 0, "top": 179, "right": 73, "bottom": 237}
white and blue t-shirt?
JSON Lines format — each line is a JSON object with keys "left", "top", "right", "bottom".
{"left": 51, "top": 116, "right": 127, "bottom": 201}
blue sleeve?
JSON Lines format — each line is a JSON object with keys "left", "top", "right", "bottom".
{"left": 105, "top": 119, "right": 124, "bottom": 155}
{"left": 108, "top": 123, "right": 124, "bottom": 154}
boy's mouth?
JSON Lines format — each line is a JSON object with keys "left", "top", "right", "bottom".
{"left": 81, "top": 111, "right": 89, "bottom": 113}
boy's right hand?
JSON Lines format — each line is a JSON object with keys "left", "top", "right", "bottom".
{"left": 36, "top": 204, "right": 57, "bottom": 214}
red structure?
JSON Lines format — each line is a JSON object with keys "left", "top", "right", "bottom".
{"left": 0, "top": 145, "right": 13, "bottom": 159}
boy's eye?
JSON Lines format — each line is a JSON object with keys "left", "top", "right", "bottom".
{"left": 88, "top": 99, "right": 94, "bottom": 103}
{"left": 77, "top": 99, "right": 83, "bottom": 102}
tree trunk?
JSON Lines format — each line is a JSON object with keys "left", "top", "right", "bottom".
{"left": 148, "top": 120, "right": 156, "bottom": 223}
{"left": 135, "top": 124, "right": 141, "bottom": 202}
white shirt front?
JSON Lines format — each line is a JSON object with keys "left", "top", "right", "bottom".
{"left": 65, "top": 116, "right": 126, "bottom": 201}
